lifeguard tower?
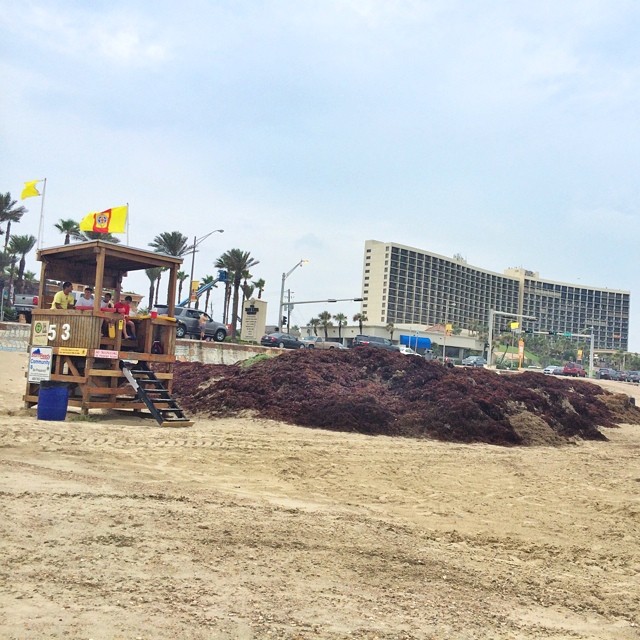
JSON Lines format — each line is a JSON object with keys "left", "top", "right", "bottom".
{"left": 23, "top": 240, "right": 193, "bottom": 426}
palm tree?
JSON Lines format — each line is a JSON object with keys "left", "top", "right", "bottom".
{"left": 176, "top": 271, "right": 188, "bottom": 304}
{"left": 214, "top": 254, "right": 233, "bottom": 324}
{"left": 309, "top": 317, "right": 321, "bottom": 336}
{"left": 333, "top": 312, "right": 347, "bottom": 339}
{"left": 241, "top": 282, "right": 255, "bottom": 303}
{"left": 353, "top": 312, "right": 367, "bottom": 334}
{"left": 318, "top": 311, "right": 333, "bottom": 339}
{"left": 240, "top": 269, "right": 254, "bottom": 310}
{"left": 5, "top": 254, "right": 17, "bottom": 301}
{"left": 386, "top": 322, "right": 395, "bottom": 340}
{"left": 216, "top": 249, "right": 260, "bottom": 338}
{"left": 148, "top": 231, "right": 190, "bottom": 257}
{"left": 54, "top": 219, "right": 83, "bottom": 245}
{"left": 252, "top": 278, "right": 266, "bottom": 299}
{"left": 8, "top": 235, "right": 37, "bottom": 293}
{"left": 155, "top": 268, "right": 168, "bottom": 306}
{"left": 23, "top": 270, "right": 37, "bottom": 290}
{"left": 0, "top": 193, "right": 27, "bottom": 251}
{"left": 0, "top": 251, "right": 12, "bottom": 274}
{"left": 82, "top": 231, "right": 121, "bottom": 243}
{"left": 148, "top": 233, "right": 188, "bottom": 306}
{"left": 200, "top": 274, "right": 215, "bottom": 312}
{"left": 145, "top": 268, "right": 162, "bottom": 310}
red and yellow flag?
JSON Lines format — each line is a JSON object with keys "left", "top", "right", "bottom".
{"left": 79, "top": 205, "right": 127, "bottom": 234}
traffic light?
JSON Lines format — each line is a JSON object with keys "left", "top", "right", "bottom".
{"left": 548, "top": 331, "right": 556, "bottom": 335}
{"left": 524, "top": 329, "right": 533, "bottom": 334}
{"left": 282, "top": 316, "right": 288, "bottom": 326}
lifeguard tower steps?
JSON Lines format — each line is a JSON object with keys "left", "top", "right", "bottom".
{"left": 120, "top": 361, "right": 193, "bottom": 427}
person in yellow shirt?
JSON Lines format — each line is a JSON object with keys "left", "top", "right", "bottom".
{"left": 51, "top": 281, "right": 76, "bottom": 309}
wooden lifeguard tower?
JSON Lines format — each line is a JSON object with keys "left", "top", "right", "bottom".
{"left": 23, "top": 240, "right": 193, "bottom": 426}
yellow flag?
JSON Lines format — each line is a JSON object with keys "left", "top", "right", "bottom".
{"left": 79, "top": 205, "right": 127, "bottom": 234}
{"left": 21, "top": 180, "right": 41, "bottom": 199}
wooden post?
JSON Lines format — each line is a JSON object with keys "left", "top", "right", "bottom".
{"left": 94, "top": 246, "right": 106, "bottom": 312}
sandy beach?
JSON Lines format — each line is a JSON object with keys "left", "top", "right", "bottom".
{"left": 1, "top": 350, "right": 639, "bottom": 639}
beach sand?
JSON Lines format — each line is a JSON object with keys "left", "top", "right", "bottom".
{"left": 1, "top": 350, "right": 639, "bottom": 639}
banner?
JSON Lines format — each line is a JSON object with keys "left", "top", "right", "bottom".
{"left": 190, "top": 280, "right": 199, "bottom": 302}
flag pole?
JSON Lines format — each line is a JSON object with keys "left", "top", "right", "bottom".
{"left": 37, "top": 178, "right": 47, "bottom": 250}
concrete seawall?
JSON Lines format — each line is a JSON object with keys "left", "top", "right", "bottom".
{"left": 0, "top": 322, "right": 30, "bottom": 352}
{"left": 0, "top": 321, "right": 275, "bottom": 363}
{"left": 175, "top": 339, "right": 277, "bottom": 364}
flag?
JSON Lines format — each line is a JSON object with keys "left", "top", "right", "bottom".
{"left": 79, "top": 205, "right": 127, "bottom": 234}
{"left": 21, "top": 180, "right": 41, "bottom": 199}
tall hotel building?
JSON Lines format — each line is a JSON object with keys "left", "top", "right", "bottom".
{"left": 362, "top": 240, "right": 630, "bottom": 352}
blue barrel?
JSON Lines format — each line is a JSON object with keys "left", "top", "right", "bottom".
{"left": 37, "top": 382, "right": 69, "bottom": 421}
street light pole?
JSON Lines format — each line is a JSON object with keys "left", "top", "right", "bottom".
{"left": 187, "top": 229, "right": 224, "bottom": 307}
{"left": 442, "top": 297, "right": 455, "bottom": 362}
{"left": 278, "top": 259, "right": 308, "bottom": 330}
{"left": 286, "top": 289, "right": 292, "bottom": 333}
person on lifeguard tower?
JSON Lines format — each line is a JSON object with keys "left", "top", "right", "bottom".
{"left": 51, "top": 281, "right": 76, "bottom": 309}
{"left": 115, "top": 295, "right": 136, "bottom": 340}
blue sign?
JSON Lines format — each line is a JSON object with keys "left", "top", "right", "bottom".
{"left": 399, "top": 335, "right": 432, "bottom": 349}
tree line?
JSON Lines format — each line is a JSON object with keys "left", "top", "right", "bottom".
{"left": 305, "top": 312, "right": 368, "bottom": 338}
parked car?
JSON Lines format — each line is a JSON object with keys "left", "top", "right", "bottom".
{"left": 461, "top": 355, "right": 487, "bottom": 367}
{"left": 351, "top": 335, "right": 399, "bottom": 351}
{"left": 596, "top": 368, "right": 619, "bottom": 380}
{"left": 302, "top": 336, "right": 346, "bottom": 350}
{"left": 261, "top": 332, "right": 306, "bottom": 349}
{"left": 398, "top": 346, "right": 421, "bottom": 356}
{"left": 626, "top": 371, "right": 640, "bottom": 383}
{"left": 543, "top": 365, "right": 564, "bottom": 375}
{"left": 562, "top": 362, "right": 586, "bottom": 377}
{"left": 155, "top": 305, "right": 227, "bottom": 341}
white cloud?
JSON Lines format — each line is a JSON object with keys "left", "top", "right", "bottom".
{"left": 0, "top": 3, "right": 169, "bottom": 66}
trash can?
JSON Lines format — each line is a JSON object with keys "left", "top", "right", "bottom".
{"left": 37, "top": 381, "right": 69, "bottom": 421}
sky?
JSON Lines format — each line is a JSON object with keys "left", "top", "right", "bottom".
{"left": 2, "top": 1, "right": 640, "bottom": 348}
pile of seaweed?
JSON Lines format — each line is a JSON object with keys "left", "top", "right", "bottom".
{"left": 172, "top": 348, "right": 640, "bottom": 446}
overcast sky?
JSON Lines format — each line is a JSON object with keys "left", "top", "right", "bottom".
{"left": 2, "top": 1, "right": 640, "bottom": 347}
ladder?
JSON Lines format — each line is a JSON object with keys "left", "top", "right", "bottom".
{"left": 120, "top": 361, "right": 193, "bottom": 427}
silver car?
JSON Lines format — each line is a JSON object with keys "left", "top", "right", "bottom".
{"left": 543, "top": 365, "right": 563, "bottom": 375}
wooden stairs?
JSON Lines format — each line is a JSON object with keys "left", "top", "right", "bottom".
{"left": 120, "top": 361, "right": 193, "bottom": 427}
